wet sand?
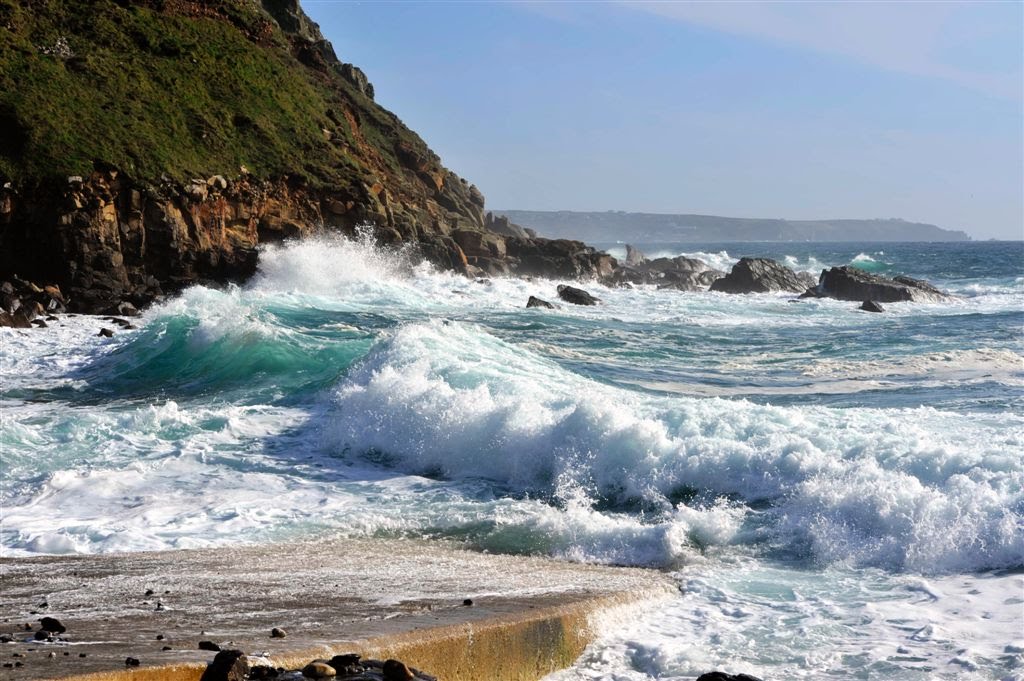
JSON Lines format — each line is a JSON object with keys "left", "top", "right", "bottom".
{"left": 0, "top": 538, "right": 674, "bottom": 681}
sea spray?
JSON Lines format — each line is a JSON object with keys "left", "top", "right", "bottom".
{"left": 2, "top": 236, "right": 1022, "bottom": 679}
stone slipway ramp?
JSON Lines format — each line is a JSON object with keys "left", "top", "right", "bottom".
{"left": 0, "top": 539, "right": 674, "bottom": 681}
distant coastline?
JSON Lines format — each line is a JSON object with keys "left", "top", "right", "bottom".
{"left": 496, "top": 210, "right": 972, "bottom": 243}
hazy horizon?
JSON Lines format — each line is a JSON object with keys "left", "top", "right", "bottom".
{"left": 305, "top": 1, "right": 1023, "bottom": 241}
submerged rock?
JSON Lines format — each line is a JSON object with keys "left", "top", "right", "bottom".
{"left": 556, "top": 284, "right": 599, "bottom": 305}
{"left": 710, "top": 257, "right": 809, "bottom": 294}
{"left": 818, "top": 266, "right": 950, "bottom": 303}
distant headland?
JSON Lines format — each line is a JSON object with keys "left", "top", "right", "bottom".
{"left": 495, "top": 210, "right": 971, "bottom": 243}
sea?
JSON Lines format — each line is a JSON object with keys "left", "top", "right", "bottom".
{"left": 1, "top": 235, "right": 1022, "bottom": 680}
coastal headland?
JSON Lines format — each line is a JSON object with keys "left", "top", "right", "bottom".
{"left": 0, "top": 538, "right": 674, "bottom": 681}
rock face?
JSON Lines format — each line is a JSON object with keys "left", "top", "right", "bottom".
{"left": 611, "top": 253, "right": 724, "bottom": 291}
{"left": 818, "top": 266, "right": 950, "bottom": 303}
{"left": 0, "top": 0, "right": 617, "bottom": 313}
{"left": 710, "top": 257, "right": 810, "bottom": 294}
{"left": 860, "top": 300, "right": 885, "bottom": 313}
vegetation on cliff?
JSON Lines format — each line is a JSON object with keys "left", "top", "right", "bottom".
{"left": 0, "top": 0, "right": 440, "bottom": 193}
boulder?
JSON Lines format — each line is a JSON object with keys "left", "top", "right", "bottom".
{"left": 556, "top": 284, "right": 599, "bottom": 305}
{"left": 818, "top": 266, "right": 950, "bottom": 303}
{"left": 301, "top": 661, "right": 336, "bottom": 678}
{"left": 624, "top": 244, "right": 646, "bottom": 266}
{"left": 200, "top": 650, "right": 249, "bottom": 681}
{"left": 860, "top": 300, "right": 885, "bottom": 313}
{"left": 710, "top": 257, "right": 809, "bottom": 294}
{"left": 526, "top": 295, "right": 555, "bottom": 309}
{"left": 382, "top": 659, "right": 414, "bottom": 681}
{"left": 328, "top": 654, "right": 363, "bottom": 675}
{"left": 39, "top": 617, "right": 65, "bottom": 634}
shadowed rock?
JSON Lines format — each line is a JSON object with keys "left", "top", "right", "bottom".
{"left": 556, "top": 284, "right": 599, "bottom": 305}
{"left": 710, "top": 257, "right": 809, "bottom": 294}
{"left": 526, "top": 295, "right": 555, "bottom": 309}
{"left": 860, "top": 300, "right": 885, "bottom": 313}
{"left": 819, "top": 266, "right": 950, "bottom": 303}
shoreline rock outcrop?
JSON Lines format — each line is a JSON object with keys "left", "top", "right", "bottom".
{"left": 710, "top": 257, "right": 814, "bottom": 294}
{"left": 814, "top": 266, "right": 951, "bottom": 303}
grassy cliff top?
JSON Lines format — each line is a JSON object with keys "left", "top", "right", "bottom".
{"left": 0, "top": 0, "right": 440, "bottom": 191}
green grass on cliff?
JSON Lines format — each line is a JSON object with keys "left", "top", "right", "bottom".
{"left": 0, "top": 0, "right": 383, "bottom": 187}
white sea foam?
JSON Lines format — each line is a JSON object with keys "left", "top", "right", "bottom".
{"left": 545, "top": 564, "right": 1024, "bottom": 680}
{"left": 321, "top": 319, "right": 1024, "bottom": 573}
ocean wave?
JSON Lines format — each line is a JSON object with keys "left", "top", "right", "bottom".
{"left": 321, "top": 320, "right": 1024, "bottom": 573}
{"left": 849, "top": 252, "right": 892, "bottom": 272}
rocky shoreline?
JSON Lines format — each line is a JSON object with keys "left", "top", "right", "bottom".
{"left": 0, "top": 236, "right": 955, "bottom": 329}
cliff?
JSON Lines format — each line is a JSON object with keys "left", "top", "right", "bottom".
{"left": 0, "top": 0, "right": 612, "bottom": 314}
{"left": 496, "top": 211, "right": 972, "bottom": 243}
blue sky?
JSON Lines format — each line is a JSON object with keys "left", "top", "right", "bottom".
{"left": 303, "top": 1, "right": 1023, "bottom": 240}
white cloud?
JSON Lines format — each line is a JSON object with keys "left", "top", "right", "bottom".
{"left": 623, "top": 1, "right": 1022, "bottom": 99}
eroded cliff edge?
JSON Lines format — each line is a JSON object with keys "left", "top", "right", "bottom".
{"left": 0, "top": 0, "right": 613, "bottom": 313}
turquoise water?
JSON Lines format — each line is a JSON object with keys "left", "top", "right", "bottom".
{"left": 2, "top": 235, "right": 1022, "bottom": 679}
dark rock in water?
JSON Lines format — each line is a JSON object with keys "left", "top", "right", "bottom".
{"left": 624, "top": 244, "right": 646, "bottom": 267}
{"left": 125, "top": 657, "right": 140, "bottom": 667}
{"left": 39, "top": 617, "right": 65, "bottom": 634}
{"left": 462, "top": 598, "right": 474, "bottom": 606}
{"left": 797, "top": 287, "right": 822, "bottom": 299}
{"left": 200, "top": 650, "right": 249, "bottom": 681}
{"left": 696, "top": 673, "right": 764, "bottom": 681}
{"left": 162, "top": 646, "right": 172, "bottom": 651}
{"left": 710, "top": 257, "right": 809, "bottom": 294}
{"left": 33, "top": 630, "right": 51, "bottom": 641}
{"left": 270, "top": 627, "right": 287, "bottom": 638}
{"left": 556, "top": 284, "right": 599, "bottom": 305}
{"left": 526, "top": 295, "right": 555, "bottom": 309}
{"left": 382, "top": 659, "right": 415, "bottom": 681}
{"left": 31, "top": 319, "right": 47, "bottom": 328}
{"left": 0, "top": 634, "right": 13, "bottom": 643}
{"left": 98, "top": 327, "right": 114, "bottom": 337}
{"left": 818, "top": 266, "right": 949, "bottom": 302}
{"left": 198, "top": 640, "right": 222, "bottom": 652}
{"left": 301, "top": 661, "right": 336, "bottom": 678}
{"left": 860, "top": 300, "right": 885, "bottom": 313}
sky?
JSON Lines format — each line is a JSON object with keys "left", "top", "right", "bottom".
{"left": 303, "top": 1, "right": 1023, "bottom": 240}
